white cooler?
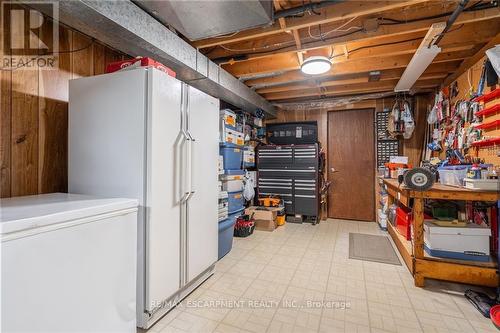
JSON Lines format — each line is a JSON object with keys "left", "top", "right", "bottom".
{"left": 424, "top": 221, "right": 491, "bottom": 261}
{"left": 1, "top": 193, "right": 138, "bottom": 332}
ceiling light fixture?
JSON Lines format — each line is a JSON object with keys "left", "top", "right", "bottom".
{"left": 301, "top": 56, "right": 332, "bottom": 75}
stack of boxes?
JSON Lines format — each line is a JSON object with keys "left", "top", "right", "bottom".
{"left": 218, "top": 109, "right": 245, "bottom": 259}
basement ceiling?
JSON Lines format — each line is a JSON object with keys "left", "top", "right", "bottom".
{"left": 187, "top": 0, "right": 500, "bottom": 106}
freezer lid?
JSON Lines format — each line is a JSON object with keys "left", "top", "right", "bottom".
{"left": 424, "top": 221, "right": 491, "bottom": 236}
{"left": 0, "top": 193, "right": 138, "bottom": 235}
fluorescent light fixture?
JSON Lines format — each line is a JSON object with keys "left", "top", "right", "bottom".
{"left": 301, "top": 56, "right": 332, "bottom": 75}
{"left": 394, "top": 45, "right": 441, "bottom": 92}
{"left": 394, "top": 22, "right": 445, "bottom": 92}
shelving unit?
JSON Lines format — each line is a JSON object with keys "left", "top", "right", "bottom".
{"left": 383, "top": 178, "right": 500, "bottom": 287}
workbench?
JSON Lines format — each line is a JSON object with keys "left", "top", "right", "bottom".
{"left": 382, "top": 178, "right": 500, "bottom": 287}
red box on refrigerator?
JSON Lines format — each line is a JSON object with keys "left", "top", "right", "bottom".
{"left": 106, "top": 57, "right": 176, "bottom": 77}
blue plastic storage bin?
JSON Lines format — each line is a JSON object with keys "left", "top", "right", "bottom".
{"left": 220, "top": 145, "right": 243, "bottom": 170}
{"left": 227, "top": 190, "right": 245, "bottom": 214}
{"left": 218, "top": 208, "right": 244, "bottom": 259}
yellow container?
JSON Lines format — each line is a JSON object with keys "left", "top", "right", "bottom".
{"left": 276, "top": 215, "right": 286, "bottom": 226}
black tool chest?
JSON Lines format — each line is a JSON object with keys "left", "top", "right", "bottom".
{"left": 257, "top": 144, "right": 320, "bottom": 221}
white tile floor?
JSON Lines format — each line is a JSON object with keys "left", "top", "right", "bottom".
{"left": 145, "top": 219, "right": 498, "bottom": 333}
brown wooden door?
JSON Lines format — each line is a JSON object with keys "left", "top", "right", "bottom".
{"left": 327, "top": 109, "right": 375, "bottom": 221}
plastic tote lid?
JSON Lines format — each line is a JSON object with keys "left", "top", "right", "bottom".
{"left": 224, "top": 169, "right": 245, "bottom": 176}
{"left": 0, "top": 193, "right": 138, "bottom": 235}
{"left": 438, "top": 165, "right": 469, "bottom": 170}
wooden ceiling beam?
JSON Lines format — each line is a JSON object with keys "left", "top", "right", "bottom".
{"left": 223, "top": 40, "right": 477, "bottom": 76}
{"left": 263, "top": 78, "right": 442, "bottom": 101}
{"left": 245, "top": 59, "right": 462, "bottom": 87}
{"left": 443, "top": 32, "right": 500, "bottom": 86}
{"left": 225, "top": 45, "right": 476, "bottom": 78}
{"left": 205, "top": 7, "right": 500, "bottom": 61}
{"left": 193, "top": 0, "right": 431, "bottom": 49}
{"left": 256, "top": 71, "right": 449, "bottom": 94}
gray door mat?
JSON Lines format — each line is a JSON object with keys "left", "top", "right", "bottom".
{"left": 349, "top": 233, "right": 401, "bottom": 265}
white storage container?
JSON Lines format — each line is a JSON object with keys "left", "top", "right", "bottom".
{"left": 438, "top": 166, "right": 468, "bottom": 187}
{"left": 220, "top": 128, "right": 244, "bottom": 146}
{"left": 220, "top": 109, "right": 237, "bottom": 128}
{"left": 424, "top": 221, "right": 491, "bottom": 261}
{"left": 232, "top": 130, "right": 245, "bottom": 146}
{"left": 220, "top": 172, "right": 245, "bottom": 192}
{"left": 464, "top": 178, "right": 500, "bottom": 191}
{"left": 377, "top": 208, "right": 387, "bottom": 229}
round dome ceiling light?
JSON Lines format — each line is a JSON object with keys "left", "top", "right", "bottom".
{"left": 300, "top": 56, "right": 332, "bottom": 75}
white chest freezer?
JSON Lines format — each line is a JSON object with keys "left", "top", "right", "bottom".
{"left": 1, "top": 193, "right": 138, "bottom": 332}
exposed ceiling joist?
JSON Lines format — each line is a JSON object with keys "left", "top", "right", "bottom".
{"left": 193, "top": 0, "right": 431, "bottom": 49}
{"left": 226, "top": 46, "right": 477, "bottom": 79}
{"left": 264, "top": 78, "right": 443, "bottom": 101}
{"left": 206, "top": 7, "right": 499, "bottom": 61}
{"left": 443, "top": 31, "right": 500, "bottom": 85}
{"left": 256, "top": 72, "right": 449, "bottom": 94}
{"left": 223, "top": 39, "right": 478, "bottom": 77}
{"left": 244, "top": 58, "right": 463, "bottom": 87}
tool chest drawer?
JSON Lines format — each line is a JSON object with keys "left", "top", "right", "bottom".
{"left": 294, "top": 194, "right": 317, "bottom": 216}
{"left": 293, "top": 178, "right": 317, "bottom": 196}
{"left": 257, "top": 146, "right": 293, "bottom": 167}
{"left": 258, "top": 177, "right": 293, "bottom": 196}
{"left": 293, "top": 145, "right": 318, "bottom": 167}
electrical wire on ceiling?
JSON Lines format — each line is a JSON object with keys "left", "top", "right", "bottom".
{"left": 378, "top": 0, "right": 488, "bottom": 26}
{"left": 206, "top": 0, "right": 494, "bottom": 59}
{"left": 427, "top": 24, "right": 465, "bottom": 48}
{"left": 307, "top": 16, "right": 361, "bottom": 40}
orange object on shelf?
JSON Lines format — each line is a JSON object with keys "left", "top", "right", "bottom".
{"left": 258, "top": 197, "right": 282, "bottom": 207}
{"left": 384, "top": 162, "right": 413, "bottom": 170}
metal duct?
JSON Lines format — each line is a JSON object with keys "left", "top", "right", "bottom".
{"left": 134, "top": 0, "right": 273, "bottom": 41}
{"left": 274, "top": 0, "right": 343, "bottom": 19}
{"left": 29, "top": 0, "right": 275, "bottom": 117}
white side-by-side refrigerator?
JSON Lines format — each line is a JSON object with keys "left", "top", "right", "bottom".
{"left": 68, "top": 67, "right": 219, "bottom": 329}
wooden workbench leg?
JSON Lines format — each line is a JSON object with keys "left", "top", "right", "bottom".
{"left": 414, "top": 272, "right": 425, "bottom": 287}
{"left": 413, "top": 198, "right": 424, "bottom": 259}
{"left": 413, "top": 198, "right": 425, "bottom": 287}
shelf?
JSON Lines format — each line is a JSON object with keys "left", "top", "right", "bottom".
{"left": 387, "top": 222, "right": 413, "bottom": 273}
{"left": 471, "top": 137, "right": 500, "bottom": 148}
{"left": 475, "top": 119, "right": 500, "bottom": 130}
{"left": 475, "top": 104, "right": 500, "bottom": 117}
{"left": 423, "top": 252, "right": 497, "bottom": 268}
{"left": 473, "top": 88, "right": 500, "bottom": 103}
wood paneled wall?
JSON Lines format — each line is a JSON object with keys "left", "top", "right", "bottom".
{"left": 1, "top": 19, "right": 127, "bottom": 198}
{"left": 271, "top": 95, "right": 432, "bottom": 167}
{"left": 270, "top": 95, "right": 432, "bottom": 220}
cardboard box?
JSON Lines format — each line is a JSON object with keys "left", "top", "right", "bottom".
{"left": 245, "top": 206, "right": 280, "bottom": 231}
